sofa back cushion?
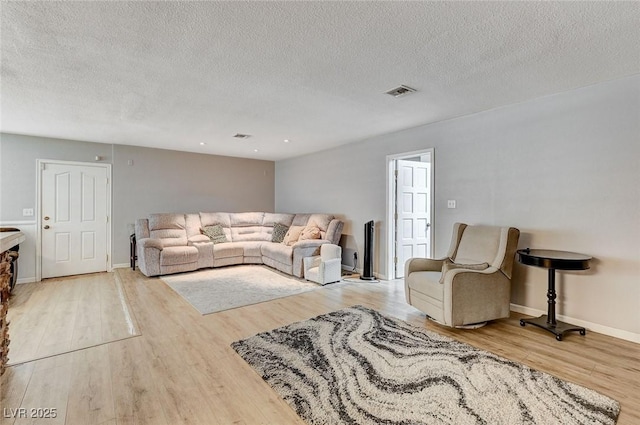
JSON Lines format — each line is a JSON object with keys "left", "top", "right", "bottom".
{"left": 148, "top": 213, "right": 188, "bottom": 246}
{"left": 307, "top": 214, "right": 334, "bottom": 239}
{"left": 291, "top": 214, "right": 312, "bottom": 227}
{"left": 229, "top": 212, "right": 269, "bottom": 242}
{"left": 263, "top": 213, "right": 295, "bottom": 242}
{"left": 200, "top": 212, "right": 232, "bottom": 240}
{"left": 263, "top": 213, "right": 295, "bottom": 227}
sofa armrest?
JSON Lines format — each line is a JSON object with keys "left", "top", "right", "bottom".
{"left": 293, "top": 239, "right": 327, "bottom": 249}
{"left": 135, "top": 218, "right": 150, "bottom": 239}
{"left": 138, "top": 238, "right": 163, "bottom": 250}
{"left": 136, "top": 238, "right": 163, "bottom": 277}
{"left": 188, "top": 234, "right": 210, "bottom": 244}
{"left": 326, "top": 220, "right": 344, "bottom": 245}
{"left": 405, "top": 257, "right": 446, "bottom": 276}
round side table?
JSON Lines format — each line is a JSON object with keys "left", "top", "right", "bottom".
{"left": 517, "top": 248, "right": 591, "bottom": 341}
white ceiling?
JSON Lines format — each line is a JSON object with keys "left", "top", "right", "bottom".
{"left": 1, "top": 2, "right": 638, "bottom": 161}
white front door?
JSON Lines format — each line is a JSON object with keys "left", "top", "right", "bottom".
{"left": 41, "top": 162, "right": 109, "bottom": 279}
{"left": 395, "top": 159, "right": 431, "bottom": 278}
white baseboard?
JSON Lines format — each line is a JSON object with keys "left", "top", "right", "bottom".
{"left": 112, "top": 263, "right": 131, "bottom": 269}
{"left": 341, "top": 265, "right": 387, "bottom": 281}
{"left": 342, "top": 264, "right": 359, "bottom": 273}
{"left": 510, "top": 303, "right": 640, "bottom": 344}
{"left": 16, "top": 277, "right": 37, "bottom": 284}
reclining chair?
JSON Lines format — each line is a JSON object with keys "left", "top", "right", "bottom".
{"left": 404, "top": 222, "right": 520, "bottom": 328}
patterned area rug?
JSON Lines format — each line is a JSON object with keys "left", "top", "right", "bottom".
{"left": 232, "top": 305, "right": 619, "bottom": 425}
{"left": 161, "top": 265, "right": 324, "bottom": 314}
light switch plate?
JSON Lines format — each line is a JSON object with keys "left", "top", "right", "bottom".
{"left": 23, "top": 208, "right": 34, "bottom": 217}
{"left": 447, "top": 200, "right": 456, "bottom": 209}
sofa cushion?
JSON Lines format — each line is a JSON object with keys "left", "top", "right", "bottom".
{"left": 263, "top": 213, "right": 295, "bottom": 227}
{"left": 291, "top": 214, "right": 311, "bottom": 227}
{"left": 185, "top": 213, "right": 202, "bottom": 238}
{"left": 308, "top": 214, "right": 333, "bottom": 232}
{"left": 230, "top": 212, "right": 265, "bottom": 227}
{"left": 299, "top": 226, "right": 321, "bottom": 241}
{"left": 160, "top": 246, "right": 198, "bottom": 266}
{"left": 148, "top": 213, "right": 188, "bottom": 245}
{"left": 200, "top": 212, "right": 232, "bottom": 240}
{"left": 240, "top": 241, "right": 264, "bottom": 257}
{"left": 202, "top": 225, "right": 228, "bottom": 244}
{"left": 231, "top": 226, "right": 270, "bottom": 242}
{"left": 261, "top": 242, "right": 293, "bottom": 265}
{"left": 272, "top": 223, "right": 289, "bottom": 243}
{"left": 149, "top": 213, "right": 185, "bottom": 231}
{"left": 213, "top": 242, "right": 244, "bottom": 259}
{"left": 200, "top": 212, "right": 231, "bottom": 227}
{"left": 283, "top": 225, "right": 305, "bottom": 246}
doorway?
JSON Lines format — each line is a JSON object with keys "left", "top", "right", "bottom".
{"left": 36, "top": 160, "right": 112, "bottom": 280}
{"left": 386, "top": 149, "right": 434, "bottom": 279}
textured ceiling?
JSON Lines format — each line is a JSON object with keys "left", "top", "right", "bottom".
{"left": 1, "top": 1, "right": 639, "bottom": 160}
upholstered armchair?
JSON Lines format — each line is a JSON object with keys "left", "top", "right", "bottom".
{"left": 404, "top": 222, "right": 520, "bottom": 328}
{"left": 304, "top": 244, "right": 342, "bottom": 285}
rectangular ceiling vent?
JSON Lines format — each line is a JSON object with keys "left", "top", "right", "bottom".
{"left": 385, "top": 85, "right": 417, "bottom": 98}
{"left": 233, "top": 133, "right": 251, "bottom": 139}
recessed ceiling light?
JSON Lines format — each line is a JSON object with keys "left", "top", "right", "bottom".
{"left": 199, "top": 142, "right": 206, "bottom": 146}
{"left": 284, "top": 139, "right": 290, "bottom": 143}
{"left": 254, "top": 149, "right": 259, "bottom": 152}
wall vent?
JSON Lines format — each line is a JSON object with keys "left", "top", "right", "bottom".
{"left": 233, "top": 133, "right": 251, "bottom": 139}
{"left": 385, "top": 85, "right": 417, "bottom": 98}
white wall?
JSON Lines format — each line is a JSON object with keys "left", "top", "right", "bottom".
{"left": 276, "top": 74, "right": 640, "bottom": 340}
{"left": 0, "top": 134, "right": 275, "bottom": 278}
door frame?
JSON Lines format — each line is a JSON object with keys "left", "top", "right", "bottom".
{"left": 385, "top": 148, "right": 435, "bottom": 280}
{"left": 35, "top": 159, "right": 112, "bottom": 281}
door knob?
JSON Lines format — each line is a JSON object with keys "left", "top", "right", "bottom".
{"left": 44, "top": 225, "right": 50, "bottom": 229}
{"left": 44, "top": 216, "right": 50, "bottom": 220}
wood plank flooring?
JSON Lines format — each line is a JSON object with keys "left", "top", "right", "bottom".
{"left": 1, "top": 268, "right": 639, "bottom": 424}
{"left": 6, "top": 273, "right": 138, "bottom": 366}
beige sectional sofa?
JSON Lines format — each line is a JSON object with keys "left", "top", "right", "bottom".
{"left": 135, "top": 212, "right": 344, "bottom": 278}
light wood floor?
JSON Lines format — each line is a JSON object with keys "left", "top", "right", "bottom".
{"left": 2, "top": 268, "right": 639, "bottom": 425}
{"left": 6, "top": 273, "right": 138, "bottom": 366}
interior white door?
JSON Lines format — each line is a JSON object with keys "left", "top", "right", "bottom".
{"left": 395, "top": 159, "right": 431, "bottom": 278}
{"left": 41, "top": 163, "right": 108, "bottom": 279}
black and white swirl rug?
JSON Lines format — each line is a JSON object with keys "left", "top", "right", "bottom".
{"left": 231, "top": 305, "right": 619, "bottom": 425}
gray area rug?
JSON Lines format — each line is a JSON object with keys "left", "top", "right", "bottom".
{"left": 162, "top": 265, "right": 322, "bottom": 314}
{"left": 232, "top": 305, "right": 619, "bottom": 425}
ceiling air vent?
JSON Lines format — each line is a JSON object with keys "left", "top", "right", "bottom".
{"left": 385, "top": 85, "right": 417, "bottom": 98}
{"left": 233, "top": 133, "right": 251, "bottom": 139}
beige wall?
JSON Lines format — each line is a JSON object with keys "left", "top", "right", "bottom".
{"left": 0, "top": 134, "right": 275, "bottom": 272}
{"left": 275, "top": 74, "right": 640, "bottom": 340}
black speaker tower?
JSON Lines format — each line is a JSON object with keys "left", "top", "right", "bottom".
{"left": 361, "top": 220, "right": 375, "bottom": 280}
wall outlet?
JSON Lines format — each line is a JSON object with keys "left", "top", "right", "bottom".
{"left": 22, "top": 208, "right": 34, "bottom": 217}
{"left": 447, "top": 200, "right": 456, "bottom": 209}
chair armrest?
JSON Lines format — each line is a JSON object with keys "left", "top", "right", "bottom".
{"left": 138, "top": 238, "right": 163, "bottom": 250}
{"left": 303, "top": 255, "right": 321, "bottom": 271}
{"left": 442, "top": 266, "right": 500, "bottom": 284}
{"left": 320, "top": 258, "right": 341, "bottom": 271}
{"left": 405, "top": 257, "right": 446, "bottom": 275}
{"left": 443, "top": 267, "right": 511, "bottom": 326}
